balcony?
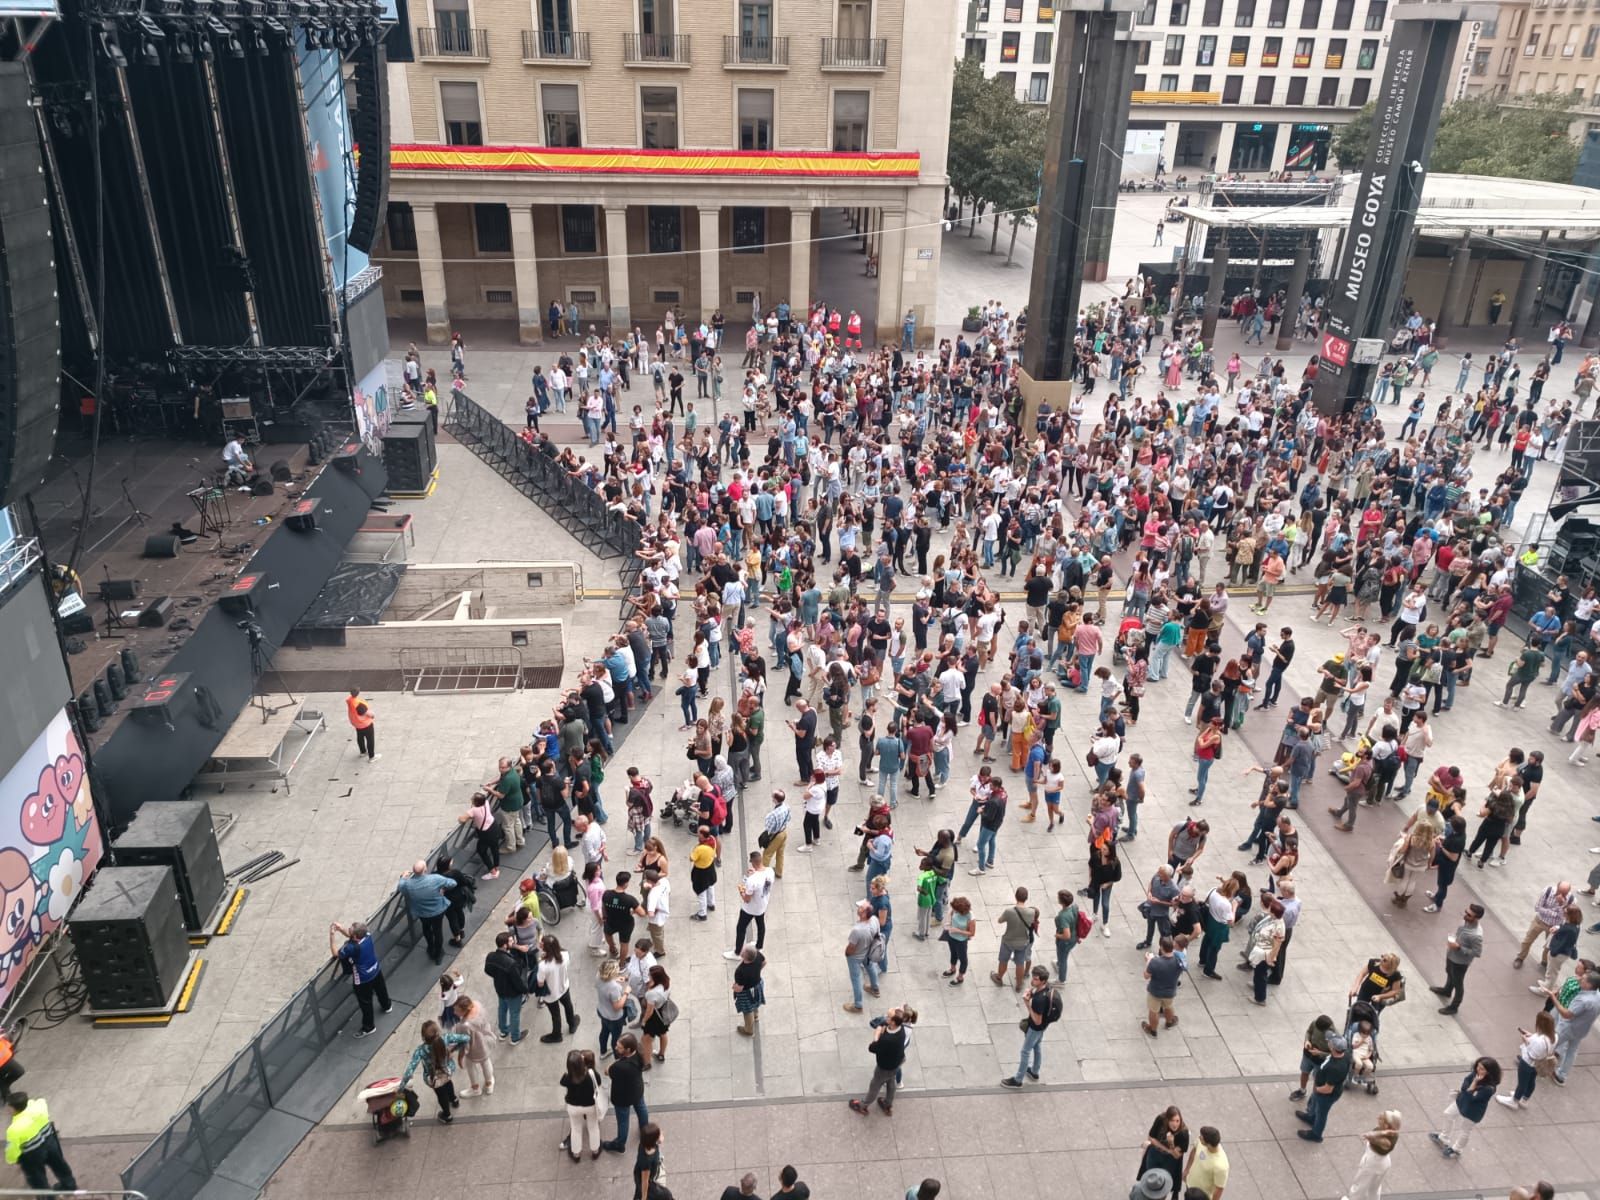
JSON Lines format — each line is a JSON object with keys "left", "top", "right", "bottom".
{"left": 624, "top": 32, "right": 692, "bottom": 65}
{"left": 723, "top": 34, "right": 790, "bottom": 66}
{"left": 521, "top": 29, "right": 591, "bottom": 63}
{"left": 415, "top": 25, "right": 489, "bottom": 59}
{"left": 821, "top": 36, "right": 888, "bottom": 69}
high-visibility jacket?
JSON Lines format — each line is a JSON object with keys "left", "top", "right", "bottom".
{"left": 346, "top": 695, "right": 373, "bottom": 729}
{"left": 5, "top": 1098, "right": 53, "bottom": 1164}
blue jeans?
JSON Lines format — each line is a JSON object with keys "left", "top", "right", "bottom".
{"left": 976, "top": 826, "right": 998, "bottom": 870}
{"left": 599, "top": 1015, "right": 625, "bottom": 1055}
{"left": 633, "top": 821, "right": 651, "bottom": 853}
{"left": 1095, "top": 884, "right": 1112, "bottom": 924}
{"left": 1055, "top": 940, "right": 1075, "bottom": 984}
{"left": 497, "top": 995, "right": 525, "bottom": 1039}
{"left": 1125, "top": 798, "right": 1139, "bottom": 837}
{"left": 1305, "top": 1090, "right": 1336, "bottom": 1139}
{"left": 1012, "top": 1025, "right": 1044, "bottom": 1082}
{"left": 1077, "top": 654, "right": 1094, "bottom": 692}
{"left": 1150, "top": 642, "right": 1173, "bottom": 680}
{"left": 958, "top": 798, "right": 982, "bottom": 840}
{"left": 877, "top": 768, "right": 899, "bottom": 807}
{"left": 610, "top": 1098, "right": 649, "bottom": 1148}
{"left": 1193, "top": 757, "right": 1213, "bottom": 803}
{"left": 865, "top": 859, "right": 890, "bottom": 897}
{"left": 847, "top": 955, "right": 880, "bottom": 1006}
{"left": 1095, "top": 761, "right": 1113, "bottom": 788}
{"left": 1288, "top": 772, "right": 1307, "bottom": 809}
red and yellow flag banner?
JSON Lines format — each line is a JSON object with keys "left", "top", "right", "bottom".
{"left": 390, "top": 144, "right": 921, "bottom": 178}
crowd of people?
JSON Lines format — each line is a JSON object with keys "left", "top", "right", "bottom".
{"left": 338, "top": 277, "right": 1600, "bottom": 1200}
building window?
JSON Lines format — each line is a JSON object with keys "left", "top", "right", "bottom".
{"left": 561, "top": 204, "right": 597, "bottom": 253}
{"left": 1027, "top": 71, "right": 1049, "bottom": 100}
{"left": 473, "top": 204, "right": 511, "bottom": 254}
{"left": 1349, "top": 77, "right": 1370, "bottom": 104}
{"left": 1261, "top": 35, "right": 1281, "bottom": 64}
{"left": 1198, "top": 33, "right": 1216, "bottom": 64}
{"left": 385, "top": 202, "right": 417, "bottom": 251}
{"left": 1254, "top": 75, "right": 1273, "bottom": 102}
{"left": 1480, "top": 16, "right": 1497, "bottom": 38}
{"left": 433, "top": 0, "right": 471, "bottom": 53}
{"left": 1003, "top": 0, "right": 1023, "bottom": 18}
{"left": 1202, "top": 0, "right": 1222, "bottom": 24}
{"left": 737, "top": 88, "right": 774, "bottom": 150}
{"left": 1268, "top": 0, "right": 1288, "bottom": 26}
{"left": 1326, "top": 37, "right": 1345, "bottom": 67}
{"left": 640, "top": 0, "right": 674, "bottom": 36}
{"left": 1332, "top": 0, "right": 1353, "bottom": 25}
{"left": 832, "top": 89, "right": 869, "bottom": 151}
{"left": 440, "top": 81, "right": 483, "bottom": 145}
{"left": 964, "top": 37, "right": 984, "bottom": 58}
{"left": 1318, "top": 76, "right": 1339, "bottom": 103}
{"left": 1301, "top": 0, "right": 1321, "bottom": 27}
{"left": 1137, "top": 0, "right": 1156, "bottom": 23}
{"left": 1159, "top": 73, "right": 1179, "bottom": 89}
{"left": 995, "top": 69, "right": 1016, "bottom": 90}
{"left": 1293, "top": 36, "right": 1312, "bottom": 65}
{"left": 1229, "top": 34, "right": 1248, "bottom": 63}
{"left": 1192, "top": 73, "right": 1211, "bottom": 90}
{"left": 1034, "top": 31, "right": 1053, "bottom": 61}
{"left": 1364, "top": 0, "right": 1385, "bottom": 29}
{"left": 732, "top": 206, "right": 766, "bottom": 252}
{"left": 542, "top": 83, "right": 581, "bottom": 147}
{"left": 1137, "top": 39, "right": 1152, "bottom": 64}
{"left": 540, "top": 0, "right": 573, "bottom": 38}
{"left": 1164, "top": 33, "right": 1184, "bottom": 63}
{"left": 1132, "top": 72, "right": 1146, "bottom": 90}
{"left": 1038, "top": 1, "right": 1054, "bottom": 17}
{"left": 1286, "top": 76, "right": 1306, "bottom": 103}
{"left": 641, "top": 85, "right": 678, "bottom": 148}
{"left": 1170, "top": 0, "right": 1189, "bottom": 23}
{"left": 1585, "top": 24, "right": 1599, "bottom": 55}
{"left": 838, "top": 0, "right": 872, "bottom": 39}
{"left": 1356, "top": 37, "right": 1377, "bottom": 67}
{"left": 1235, "top": 0, "right": 1254, "bottom": 23}
{"left": 740, "top": 0, "right": 772, "bottom": 44}
{"left": 1001, "top": 31, "right": 1020, "bottom": 60}
{"left": 1222, "top": 74, "right": 1243, "bottom": 102}
{"left": 1471, "top": 47, "right": 1490, "bottom": 73}
{"left": 647, "top": 206, "right": 682, "bottom": 254}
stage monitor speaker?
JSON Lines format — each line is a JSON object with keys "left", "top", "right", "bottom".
{"left": 126, "top": 671, "right": 191, "bottom": 726}
{"left": 247, "top": 475, "right": 274, "bottom": 496}
{"left": 69, "top": 865, "right": 191, "bottom": 1010}
{"left": 112, "top": 800, "right": 226, "bottom": 932}
{"left": 72, "top": 692, "right": 101, "bottom": 733}
{"left": 346, "top": 44, "right": 391, "bottom": 254}
{"left": 61, "top": 609, "right": 95, "bottom": 635}
{"left": 121, "top": 646, "right": 141, "bottom": 683}
{"left": 0, "top": 63, "right": 63, "bottom": 508}
{"left": 218, "top": 571, "right": 268, "bottom": 616}
{"left": 332, "top": 442, "right": 361, "bottom": 474}
{"left": 92, "top": 677, "right": 115, "bottom": 718}
{"left": 381, "top": 420, "right": 435, "bottom": 493}
{"left": 99, "top": 578, "right": 140, "bottom": 601}
{"left": 142, "top": 534, "right": 181, "bottom": 558}
{"left": 138, "top": 596, "right": 174, "bottom": 628}
{"left": 269, "top": 459, "right": 292, "bottom": 482}
{"left": 105, "top": 660, "right": 127, "bottom": 700}
{"left": 286, "top": 498, "right": 317, "bottom": 532}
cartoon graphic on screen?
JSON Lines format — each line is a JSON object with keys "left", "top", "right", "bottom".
{"left": 0, "top": 849, "right": 41, "bottom": 991}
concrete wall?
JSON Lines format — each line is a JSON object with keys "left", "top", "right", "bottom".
{"left": 388, "top": 562, "right": 580, "bottom": 618}
{"left": 273, "top": 617, "right": 564, "bottom": 692}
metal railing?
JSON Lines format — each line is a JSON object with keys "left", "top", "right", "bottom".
{"left": 415, "top": 25, "right": 489, "bottom": 57}
{"left": 722, "top": 33, "right": 789, "bottom": 64}
{"left": 521, "top": 28, "right": 590, "bottom": 60}
{"left": 399, "top": 646, "right": 526, "bottom": 693}
{"left": 821, "top": 35, "right": 887, "bottom": 67}
{"left": 624, "top": 32, "right": 691, "bottom": 63}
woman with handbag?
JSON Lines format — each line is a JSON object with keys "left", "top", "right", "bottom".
{"left": 639, "top": 966, "right": 675, "bottom": 1068}
{"left": 399, "top": 1019, "right": 469, "bottom": 1124}
{"left": 458, "top": 792, "right": 502, "bottom": 881}
{"left": 560, "top": 1048, "right": 606, "bottom": 1161}
{"left": 449, "top": 993, "right": 496, "bottom": 1097}
{"left": 597, "top": 958, "right": 630, "bottom": 1056}
{"left": 536, "top": 935, "right": 580, "bottom": 1045}
{"left": 1497, "top": 1010, "right": 1557, "bottom": 1111}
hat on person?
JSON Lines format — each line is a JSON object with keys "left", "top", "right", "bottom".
{"left": 1133, "top": 1169, "right": 1173, "bottom": 1199}
{"left": 1327, "top": 1034, "right": 1349, "bottom": 1053}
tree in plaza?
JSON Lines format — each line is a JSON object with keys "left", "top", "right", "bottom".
{"left": 947, "top": 57, "right": 1048, "bottom": 259}
{"left": 982, "top": 108, "right": 1048, "bottom": 265}
{"left": 947, "top": 57, "right": 994, "bottom": 234}
{"left": 1332, "top": 94, "right": 1579, "bottom": 183}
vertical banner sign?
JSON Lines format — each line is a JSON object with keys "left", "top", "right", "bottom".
{"left": 1455, "top": 21, "right": 1481, "bottom": 100}
{"left": 1311, "top": 11, "right": 1470, "bottom": 414}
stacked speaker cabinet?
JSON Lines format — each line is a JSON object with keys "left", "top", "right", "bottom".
{"left": 69, "top": 865, "right": 190, "bottom": 1011}
{"left": 111, "top": 800, "right": 226, "bottom": 931}
{"left": 382, "top": 420, "right": 436, "bottom": 492}
{"left": 0, "top": 62, "right": 63, "bottom": 507}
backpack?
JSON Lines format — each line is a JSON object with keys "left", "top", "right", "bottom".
{"left": 868, "top": 929, "right": 888, "bottom": 966}
{"left": 1042, "top": 986, "right": 1065, "bottom": 1027}
{"left": 1074, "top": 907, "right": 1094, "bottom": 941}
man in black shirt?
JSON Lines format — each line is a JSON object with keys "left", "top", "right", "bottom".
{"left": 1295, "top": 1036, "right": 1350, "bottom": 1141}
{"left": 788, "top": 701, "right": 818, "bottom": 782}
{"left": 847, "top": 1005, "right": 914, "bottom": 1116}
{"left": 721, "top": 1175, "right": 759, "bottom": 1200}
{"left": 601, "top": 870, "right": 638, "bottom": 957}
{"left": 1511, "top": 750, "right": 1545, "bottom": 843}
{"left": 1259, "top": 627, "right": 1295, "bottom": 709}
{"left": 600, "top": 1034, "right": 649, "bottom": 1152}
{"left": 771, "top": 1164, "right": 811, "bottom": 1200}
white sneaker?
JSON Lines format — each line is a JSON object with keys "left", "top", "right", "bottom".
{"left": 969, "top": 867, "right": 987, "bottom": 876}
{"left": 796, "top": 844, "right": 813, "bottom": 853}
{"left": 1590, "top": 847, "right": 1600, "bottom": 855}
{"left": 1491, "top": 857, "right": 1507, "bottom": 867}
{"left": 485, "top": 1081, "right": 494, "bottom": 1094}
{"left": 459, "top": 1086, "right": 481, "bottom": 1098}
{"left": 1530, "top": 983, "right": 1550, "bottom": 994}
{"left": 1494, "top": 1094, "right": 1518, "bottom": 1109}
{"left": 722, "top": 950, "right": 740, "bottom": 960}
{"left": 1423, "top": 903, "right": 1439, "bottom": 913}
{"left": 1103, "top": 925, "right": 1112, "bottom": 938}
{"left": 1184, "top": 715, "right": 1193, "bottom": 725}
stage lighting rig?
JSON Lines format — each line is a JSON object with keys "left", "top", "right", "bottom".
{"left": 97, "top": 17, "right": 129, "bottom": 65}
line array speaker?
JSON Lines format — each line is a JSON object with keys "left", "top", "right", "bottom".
{"left": 346, "top": 43, "right": 391, "bottom": 254}
{"left": 69, "top": 866, "right": 191, "bottom": 1010}
{"left": 0, "top": 63, "right": 62, "bottom": 507}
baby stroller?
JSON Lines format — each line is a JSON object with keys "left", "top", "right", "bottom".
{"left": 1389, "top": 326, "right": 1415, "bottom": 355}
{"left": 1343, "top": 999, "right": 1383, "bottom": 1095}
{"left": 359, "top": 1076, "right": 419, "bottom": 1144}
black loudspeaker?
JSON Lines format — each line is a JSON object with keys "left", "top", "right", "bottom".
{"left": 72, "top": 692, "right": 102, "bottom": 733}
{"left": 269, "top": 459, "right": 292, "bottom": 482}
{"left": 218, "top": 572, "right": 268, "bottom": 615}
{"left": 286, "top": 498, "right": 317, "bottom": 532}
{"left": 69, "top": 865, "right": 191, "bottom": 1010}
{"left": 61, "top": 609, "right": 95, "bottom": 635}
{"left": 382, "top": 420, "right": 435, "bottom": 492}
{"left": 99, "top": 578, "right": 140, "bottom": 601}
{"left": 143, "top": 534, "right": 181, "bottom": 558}
{"left": 105, "top": 660, "right": 127, "bottom": 700}
{"left": 112, "top": 800, "right": 227, "bottom": 932}
{"left": 92, "top": 677, "right": 115, "bottom": 718}
{"left": 138, "top": 595, "right": 174, "bottom": 628}
{"left": 247, "top": 475, "right": 274, "bottom": 496}
{"left": 0, "top": 63, "right": 62, "bottom": 508}
{"left": 121, "top": 646, "right": 141, "bottom": 683}
{"left": 347, "top": 43, "right": 391, "bottom": 254}
{"left": 332, "top": 442, "right": 361, "bottom": 474}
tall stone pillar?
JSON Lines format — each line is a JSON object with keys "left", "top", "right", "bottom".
{"left": 788, "top": 208, "right": 812, "bottom": 312}
{"left": 604, "top": 206, "right": 631, "bottom": 334}
{"left": 1213, "top": 121, "right": 1236, "bottom": 173}
{"left": 698, "top": 207, "right": 721, "bottom": 321}
{"left": 509, "top": 205, "right": 543, "bottom": 346}
{"left": 875, "top": 207, "right": 908, "bottom": 344}
{"left": 412, "top": 202, "right": 449, "bottom": 344}
{"left": 1268, "top": 125, "right": 1290, "bottom": 174}
{"left": 1431, "top": 232, "right": 1473, "bottom": 349}
{"left": 1201, "top": 233, "right": 1230, "bottom": 342}
{"left": 1275, "top": 234, "right": 1311, "bottom": 352}
{"left": 1083, "top": 30, "right": 1142, "bottom": 281}
{"left": 1510, "top": 230, "right": 1549, "bottom": 337}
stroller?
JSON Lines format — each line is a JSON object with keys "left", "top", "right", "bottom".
{"left": 659, "top": 781, "right": 700, "bottom": 827}
{"left": 359, "top": 1076, "right": 420, "bottom": 1144}
{"left": 1343, "top": 999, "right": 1383, "bottom": 1095}
{"left": 1329, "top": 732, "right": 1373, "bottom": 784}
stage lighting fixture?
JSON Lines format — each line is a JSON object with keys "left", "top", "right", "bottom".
{"left": 262, "top": 15, "right": 289, "bottom": 37}
{"left": 169, "top": 27, "right": 195, "bottom": 61}
{"left": 98, "top": 18, "right": 129, "bottom": 65}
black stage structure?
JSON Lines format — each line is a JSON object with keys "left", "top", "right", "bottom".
{"left": 0, "top": 0, "right": 400, "bottom": 827}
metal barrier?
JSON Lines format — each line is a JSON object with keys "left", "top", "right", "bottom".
{"left": 398, "top": 646, "right": 526, "bottom": 693}
{"left": 445, "top": 392, "right": 643, "bottom": 561}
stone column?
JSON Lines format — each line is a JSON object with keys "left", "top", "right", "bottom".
{"left": 413, "top": 202, "right": 449, "bottom": 344}
{"left": 698, "top": 207, "right": 721, "bottom": 321}
{"left": 1163, "top": 120, "right": 1181, "bottom": 167}
{"left": 1431, "top": 232, "right": 1473, "bottom": 349}
{"left": 1200, "top": 232, "right": 1229, "bottom": 342}
{"left": 1581, "top": 279, "right": 1600, "bottom": 348}
{"left": 1268, "top": 125, "right": 1289, "bottom": 174}
{"left": 509, "top": 205, "right": 543, "bottom": 346}
{"left": 788, "top": 208, "right": 812, "bottom": 312}
{"left": 604, "top": 206, "right": 630, "bottom": 334}
{"left": 1275, "top": 233, "right": 1311, "bottom": 352}
{"left": 875, "top": 207, "right": 907, "bottom": 345}
{"left": 1510, "top": 230, "right": 1549, "bottom": 337}
{"left": 1212, "top": 121, "right": 1235, "bottom": 173}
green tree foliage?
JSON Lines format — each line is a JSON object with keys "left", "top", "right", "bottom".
{"left": 1332, "top": 94, "right": 1579, "bottom": 182}
{"left": 947, "top": 57, "right": 1048, "bottom": 260}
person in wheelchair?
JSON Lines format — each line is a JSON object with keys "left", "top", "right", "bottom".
{"left": 538, "top": 846, "right": 584, "bottom": 911}
{"left": 222, "top": 435, "right": 254, "bottom": 486}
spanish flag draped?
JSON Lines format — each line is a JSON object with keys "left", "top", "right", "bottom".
{"left": 390, "top": 144, "right": 921, "bottom": 178}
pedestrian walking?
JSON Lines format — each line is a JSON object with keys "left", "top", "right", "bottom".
{"left": 1141, "top": 937, "right": 1184, "bottom": 1036}
{"left": 561, "top": 1049, "right": 605, "bottom": 1161}
{"left": 1294, "top": 1034, "right": 1351, "bottom": 1141}
{"left": 399, "top": 1019, "right": 469, "bottom": 1123}
{"left": 3, "top": 1093, "right": 76, "bottom": 1193}
{"left": 732, "top": 945, "right": 766, "bottom": 1036}
{"left": 450, "top": 993, "right": 496, "bottom": 1097}
{"left": 638, "top": 965, "right": 676, "bottom": 1068}
{"left": 346, "top": 687, "right": 377, "bottom": 760}
{"left": 1496, "top": 1011, "right": 1557, "bottom": 1111}
{"left": 1513, "top": 881, "right": 1572, "bottom": 970}
{"left": 331, "top": 919, "right": 393, "bottom": 1038}
{"left": 1339, "top": 1110, "right": 1401, "bottom": 1200}
{"left": 942, "top": 895, "right": 974, "bottom": 984}
{"left": 842, "top": 898, "right": 883, "bottom": 1013}
{"left": 1430, "top": 904, "right": 1485, "bottom": 1015}
{"left": 1053, "top": 887, "right": 1083, "bottom": 983}
{"left": 847, "top": 1004, "right": 917, "bottom": 1115}
{"left": 1000, "top": 966, "right": 1061, "bottom": 1087}
{"left": 536, "top": 934, "right": 581, "bottom": 1043}
{"left": 484, "top": 930, "right": 531, "bottom": 1044}
{"left": 990, "top": 886, "right": 1039, "bottom": 991}
{"left": 1429, "top": 1057, "right": 1499, "bottom": 1159}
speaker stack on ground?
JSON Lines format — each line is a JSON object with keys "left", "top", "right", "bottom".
{"left": 137, "top": 596, "right": 174, "bottom": 628}
{"left": 382, "top": 419, "right": 437, "bottom": 493}
{"left": 111, "top": 799, "right": 226, "bottom": 932}
{"left": 0, "top": 62, "right": 63, "bottom": 507}
{"left": 69, "top": 865, "right": 191, "bottom": 1011}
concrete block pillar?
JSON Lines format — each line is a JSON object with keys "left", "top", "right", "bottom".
{"left": 413, "top": 202, "right": 450, "bottom": 345}
{"left": 1268, "top": 125, "right": 1289, "bottom": 174}
{"left": 1275, "top": 234, "right": 1311, "bottom": 352}
{"left": 1431, "top": 232, "right": 1473, "bottom": 349}
{"left": 1511, "top": 230, "right": 1549, "bottom": 337}
{"left": 698, "top": 207, "right": 721, "bottom": 321}
{"left": 1213, "top": 121, "right": 1235, "bottom": 173}
{"left": 788, "top": 208, "right": 812, "bottom": 313}
{"left": 1162, "top": 120, "right": 1181, "bottom": 168}
{"left": 1201, "top": 233, "right": 1229, "bottom": 343}
{"left": 875, "top": 207, "right": 907, "bottom": 345}
{"left": 509, "top": 205, "right": 543, "bottom": 346}
{"left": 604, "top": 206, "right": 631, "bottom": 334}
